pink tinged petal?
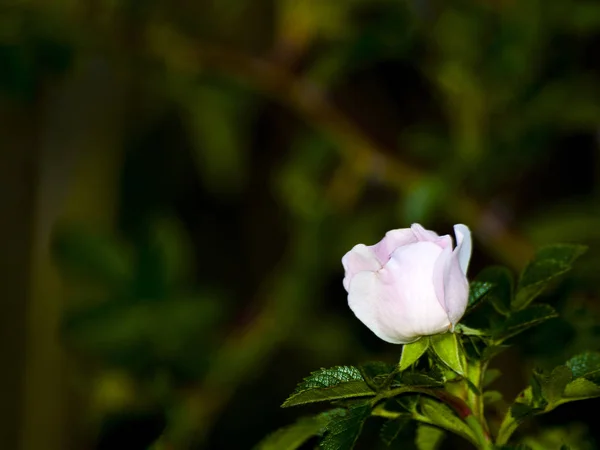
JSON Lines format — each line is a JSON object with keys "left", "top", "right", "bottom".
{"left": 347, "top": 271, "right": 416, "bottom": 344}
{"left": 348, "top": 242, "right": 451, "bottom": 344}
{"left": 385, "top": 242, "right": 451, "bottom": 337}
{"left": 371, "top": 228, "right": 417, "bottom": 264}
{"left": 411, "top": 223, "right": 439, "bottom": 242}
{"left": 434, "top": 234, "right": 452, "bottom": 249}
{"left": 453, "top": 224, "right": 472, "bottom": 275}
{"left": 341, "top": 244, "right": 381, "bottom": 291}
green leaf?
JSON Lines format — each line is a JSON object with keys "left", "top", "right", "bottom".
{"left": 483, "top": 369, "right": 501, "bottom": 388}
{"left": 430, "top": 333, "right": 465, "bottom": 375}
{"left": 255, "top": 414, "right": 329, "bottom": 450}
{"left": 483, "top": 391, "right": 503, "bottom": 406}
{"left": 379, "top": 418, "right": 409, "bottom": 446}
{"left": 495, "top": 446, "right": 533, "bottom": 450}
{"left": 562, "top": 377, "right": 600, "bottom": 401}
{"left": 511, "top": 402, "right": 539, "bottom": 421}
{"left": 415, "top": 424, "right": 445, "bottom": 450}
{"left": 51, "top": 225, "right": 133, "bottom": 289}
{"left": 509, "top": 386, "right": 545, "bottom": 420}
{"left": 358, "top": 362, "right": 394, "bottom": 389}
{"left": 565, "top": 352, "right": 600, "bottom": 383}
{"left": 399, "top": 370, "right": 445, "bottom": 387}
{"left": 467, "top": 280, "right": 494, "bottom": 311}
{"left": 481, "top": 345, "right": 510, "bottom": 361}
{"left": 395, "top": 395, "right": 420, "bottom": 413}
{"left": 455, "top": 324, "right": 489, "bottom": 336}
{"left": 359, "top": 361, "right": 394, "bottom": 379}
{"left": 540, "top": 366, "right": 573, "bottom": 405}
{"left": 420, "top": 397, "right": 477, "bottom": 445}
{"left": 513, "top": 244, "right": 587, "bottom": 310}
{"left": 320, "top": 403, "right": 371, "bottom": 450}
{"left": 508, "top": 363, "right": 589, "bottom": 418}
{"left": 530, "top": 371, "right": 545, "bottom": 407}
{"left": 492, "top": 304, "right": 558, "bottom": 342}
{"left": 473, "top": 266, "right": 514, "bottom": 315}
{"left": 282, "top": 367, "right": 375, "bottom": 408}
{"left": 399, "top": 338, "right": 430, "bottom": 371}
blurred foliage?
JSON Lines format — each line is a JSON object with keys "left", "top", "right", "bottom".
{"left": 3, "top": 0, "right": 600, "bottom": 448}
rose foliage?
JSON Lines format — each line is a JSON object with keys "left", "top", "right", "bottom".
{"left": 256, "top": 224, "right": 597, "bottom": 450}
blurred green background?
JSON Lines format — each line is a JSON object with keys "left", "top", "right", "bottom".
{"left": 2, "top": 0, "right": 600, "bottom": 449}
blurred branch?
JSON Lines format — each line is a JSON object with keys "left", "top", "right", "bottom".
{"left": 147, "top": 25, "right": 534, "bottom": 269}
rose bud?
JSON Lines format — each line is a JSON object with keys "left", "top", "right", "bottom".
{"left": 342, "top": 224, "right": 472, "bottom": 344}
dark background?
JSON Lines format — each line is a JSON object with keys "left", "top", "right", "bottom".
{"left": 2, "top": 0, "right": 600, "bottom": 449}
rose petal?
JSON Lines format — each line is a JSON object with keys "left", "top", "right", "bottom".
{"left": 443, "top": 254, "right": 470, "bottom": 326}
{"left": 453, "top": 224, "right": 472, "bottom": 275}
{"left": 433, "top": 231, "right": 470, "bottom": 326}
{"left": 434, "top": 234, "right": 452, "bottom": 249}
{"left": 371, "top": 228, "right": 417, "bottom": 264}
{"left": 347, "top": 242, "right": 450, "bottom": 344}
{"left": 386, "top": 243, "right": 451, "bottom": 337}
{"left": 433, "top": 241, "right": 452, "bottom": 313}
{"left": 341, "top": 244, "right": 382, "bottom": 291}
{"left": 347, "top": 271, "right": 415, "bottom": 343}
{"left": 411, "top": 223, "right": 440, "bottom": 242}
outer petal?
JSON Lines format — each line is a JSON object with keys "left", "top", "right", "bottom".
{"left": 411, "top": 223, "right": 440, "bottom": 242}
{"left": 347, "top": 271, "right": 416, "bottom": 343}
{"left": 371, "top": 228, "right": 417, "bottom": 264}
{"left": 443, "top": 254, "right": 469, "bottom": 326}
{"left": 347, "top": 242, "right": 450, "bottom": 343}
{"left": 432, "top": 236, "right": 453, "bottom": 313}
{"left": 433, "top": 235, "right": 470, "bottom": 327}
{"left": 341, "top": 244, "right": 381, "bottom": 291}
{"left": 453, "top": 224, "right": 472, "bottom": 275}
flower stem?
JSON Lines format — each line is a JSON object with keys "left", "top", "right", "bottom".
{"left": 465, "top": 415, "right": 494, "bottom": 450}
{"left": 462, "top": 356, "right": 493, "bottom": 449}
{"left": 496, "top": 411, "right": 519, "bottom": 446}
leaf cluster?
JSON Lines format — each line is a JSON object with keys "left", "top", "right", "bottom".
{"left": 257, "top": 244, "right": 595, "bottom": 449}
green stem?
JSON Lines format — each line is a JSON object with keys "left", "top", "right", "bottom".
{"left": 372, "top": 406, "right": 477, "bottom": 446}
{"left": 371, "top": 405, "right": 411, "bottom": 420}
{"left": 374, "top": 364, "right": 493, "bottom": 449}
{"left": 496, "top": 412, "right": 519, "bottom": 446}
{"left": 496, "top": 385, "right": 549, "bottom": 446}
{"left": 376, "top": 386, "right": 486, "bottom": 446}
{"left": 496, "top": 400, "right": 554, "bottom": 446}
{"left": 465, "top": 415, "right": 494, "bottom": 450}
{"left": 467, "top": 360, "right": 490, "bottom": 434}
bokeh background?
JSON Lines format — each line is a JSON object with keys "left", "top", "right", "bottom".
{"left": 2, "top": 0, "right": 600, "bottom": 449}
